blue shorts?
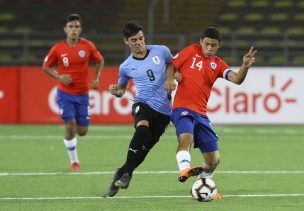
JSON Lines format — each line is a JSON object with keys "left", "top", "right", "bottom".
{"left": 57, "top": 89, "right": 90, "bottom": 126}
{"left": 171, "top": 107, "right": 218, "bottom": 153}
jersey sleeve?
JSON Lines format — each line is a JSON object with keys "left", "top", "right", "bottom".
{"left": 171, "top": 45, "right": 193, "bottom": 70}
{"left": 217, "top": 57, "right": 231, "bottom": 80}
{"left": 43, "top": 45, "right": 58, "bottom": 67}
{"left": 117, "top": 65, "right": 129, "bottom": 87}
{"left": 88, "top": 41, "right": 102, "bottom": 63}
{"left": 162, "top": 45, "right": 173, "bottom": 64}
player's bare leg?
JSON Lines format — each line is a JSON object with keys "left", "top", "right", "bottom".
{"left": 76, "top": 125, "right": 88, "bottom": 136}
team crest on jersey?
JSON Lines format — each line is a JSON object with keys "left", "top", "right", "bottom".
{"left": 152, "top": 56, "right": 160, "bottom": 64}
{"left": 78, "top": 50, "right": 86, "bottom": 58}
{"left": 210, "top": 62, "right": 217, "bottom": 70}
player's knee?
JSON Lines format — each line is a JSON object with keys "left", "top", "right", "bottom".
{"left": 178, "top": 134, "right": 193, "bottom": 151}
{"left": 77, "top": 126, "right": 88, "bottom": 136}
{"left": 130, "top": 125, "right": 151, "bottom": 149}
{"left": 138, "top": 126, "right": 154, "bottom": 150}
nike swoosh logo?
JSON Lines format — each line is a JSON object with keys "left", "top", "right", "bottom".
{"left": 195, "top": 54, "right": 201, "bottom": 57}
{"left": 129, "top": 148, "right": 138, "bottom": 153}
{"left": 61, "top": 54, "right": 68, "bottom": 57}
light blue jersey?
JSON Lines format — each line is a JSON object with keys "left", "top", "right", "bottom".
{"left": 118, "top": 45, "right": 172, "bottom": 115}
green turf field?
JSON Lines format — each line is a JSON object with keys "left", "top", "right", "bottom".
{"left": 0, "top": 124, "right": 303, "bottom": 211}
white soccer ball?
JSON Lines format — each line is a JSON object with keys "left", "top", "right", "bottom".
{"left": 191, "top": 178, "right": 217, "bottom": 202}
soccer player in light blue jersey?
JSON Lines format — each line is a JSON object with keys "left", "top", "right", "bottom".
{"left": 106, "top": 22, "right": 173, "bottom": 197}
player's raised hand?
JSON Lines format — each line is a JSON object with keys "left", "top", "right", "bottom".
{"left": 243, "top": 46, "right": 257, "bottom": 68}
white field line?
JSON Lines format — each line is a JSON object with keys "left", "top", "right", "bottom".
{"left": 1, "top": 193, "right": 304, "bottom": 201}
{"left": 0, "top": 170, "right": 304, "bottom": 176}
{"left": 0, "top": 127, "right": 302, "bottom": 140}
{"left": 0, "top": 170, "right": 303, "bottom": 201}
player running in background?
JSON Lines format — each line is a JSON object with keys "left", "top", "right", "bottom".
{"left": 164, "top": 27, "right": 257, "bottom": 199}
{"left": 42, "top": 14, "right": 104, "bottom": 171}
{"left": 106, "top": 22, "right": 173, "bottom": 197}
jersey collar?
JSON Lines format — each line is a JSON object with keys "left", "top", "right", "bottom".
{"left": 132, "top": 49, "right": 150, "bottom": 60}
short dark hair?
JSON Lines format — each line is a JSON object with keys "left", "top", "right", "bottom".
{"left": 64, "top": 14, "right": 82, "bottom": 26}
{"left": 122, "top": 22, "right": 143, "bottom": 38}
{"left": 202, "top": 27, "right": 221, "bottom": 42}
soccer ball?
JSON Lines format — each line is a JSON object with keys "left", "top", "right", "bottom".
{"left": 191, "top": 178, "right": 217, "bottom": 202}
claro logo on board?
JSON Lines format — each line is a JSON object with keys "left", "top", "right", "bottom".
{"left": 48, "top": 86, "right": 136, "bottom": 115}
{"left": 208, "top": 75, "right": 296, "bottom": 114}
{"left": 48, "top": 75, "right": 297, "bottom": 116}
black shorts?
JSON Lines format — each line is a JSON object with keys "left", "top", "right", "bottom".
{"left": 132, "top": 102, "right": 170, "bottom": 142}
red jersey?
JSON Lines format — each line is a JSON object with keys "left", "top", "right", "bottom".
{"left": 172, "top": 44, "right": 231, "bottom": 115}
{"left": 43, "top": 38, "right": 102, "bottom": 94}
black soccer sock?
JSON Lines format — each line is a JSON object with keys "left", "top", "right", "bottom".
{"left": 116, "top": 166, "right": 125, "bottom": 177}
{"left": 123, "top": 125, "right": 151, "bottom": 174}
{"left": 134, "top": 148, "right": 150, "bottom": 169}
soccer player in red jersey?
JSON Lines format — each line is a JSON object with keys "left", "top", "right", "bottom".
{"left": 164, "top": 27, "right": 257, "bottom": 199}
{"left": 42, "top": 14, "right": 104, "bottom": 171}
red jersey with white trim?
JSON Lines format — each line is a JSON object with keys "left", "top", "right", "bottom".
{"left": 43, "top": 38, "right": 102, "bottom": 94}
{"left": 172, "top": 44, "right": 231, "bottom": 115}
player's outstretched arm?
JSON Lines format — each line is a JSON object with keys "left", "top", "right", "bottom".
{"left": 108, "top": 84, "right": 126, "bottom": 97}
{"left": 228, "top": 46, "right": 257, "bottom": 85}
